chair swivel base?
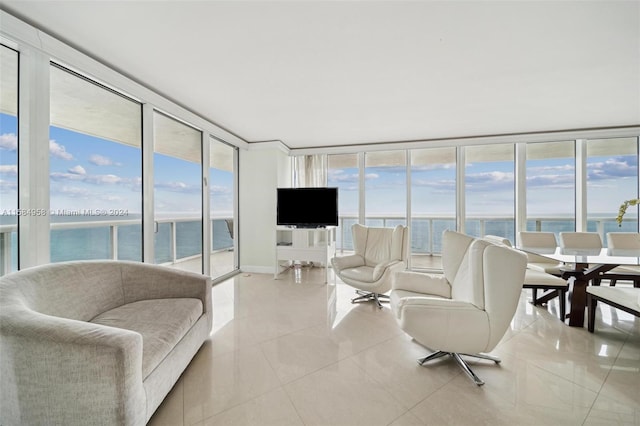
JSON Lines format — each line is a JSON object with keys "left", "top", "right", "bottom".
{"left": 417, "top": 350, "right": 501, "bottom": 386}
{"left": 352, "top": 290, "right": 389, "bottom": 308}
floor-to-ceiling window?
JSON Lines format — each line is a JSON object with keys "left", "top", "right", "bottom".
{"left": 410, "top": 147, "right": 456, "bottom": 269}
{"left": 153, "top": 112, "right": 203, "bottom": 272}
{"left": 209, "top": 138, "right": 236, "bottom": 278}
{"left": 365, "top": 150, "right": 407, "bottom": 227}
{"left": 465, "top": 144, "right": 515, "bottom": 241}
{"left": 328, "top": 153, "right": 359, "bottom": 254}
{"left": 0, "top": 45, "right": 19, "bottom": 275}
{"left": 49, "top": 64, "right": 142, "bottom": 263}
{"left": 586, "top": 137, "right": 638, "bottom": 242}
{"left": 526, "top": 141, "right": 575, "bottom": 239}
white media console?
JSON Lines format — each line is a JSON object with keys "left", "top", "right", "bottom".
{"left": 275, "top": 226, "right": 336, "bottom": 282}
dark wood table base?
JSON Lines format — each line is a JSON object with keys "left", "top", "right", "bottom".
{"left": 561, "top": 263, "right": 617, "bottom": 327}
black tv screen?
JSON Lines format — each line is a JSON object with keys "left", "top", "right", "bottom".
{"left": 277, "top": 187, "right": 338, "bottom": 228}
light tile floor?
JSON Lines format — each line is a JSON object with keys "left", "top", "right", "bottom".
{"left": 149, "top": 266, "right": 640, "bottom": 426}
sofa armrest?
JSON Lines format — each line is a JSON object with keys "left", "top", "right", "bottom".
{"left": 331, "top": 254, "right": 365, "bottom": 272}
{"left": 1, "top": 308, "right": 146, "bottom": 426}
{"left": 392, "top": 270, "right": 452, "bottom": 298}
{"left": 119, "top": 262, "right": 212, "bottom": 319}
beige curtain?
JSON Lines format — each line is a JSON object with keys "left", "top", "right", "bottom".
{"left": 295, "top": 154, "right": 327, "bottom": 187}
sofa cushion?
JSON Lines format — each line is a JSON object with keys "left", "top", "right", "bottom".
{"left": 91, "top": 298, "right": 203, "bottom": 378}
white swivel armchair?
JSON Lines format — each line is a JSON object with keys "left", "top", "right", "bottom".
{"left": 484, "top": 235, "right": 568, "bottom": 320}
{"left": 332, "top": 224, "right": 409, "bottom": 308}
{"left": 390, "top": 230, "right": 527, "bottom": 385}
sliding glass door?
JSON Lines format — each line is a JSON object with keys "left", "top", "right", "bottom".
{"left": 410, "top": 147, "right": 456, "bottom": 269}
{"left": 209, "top": 138, "right": 236, "bottom": 278}
{"left": 328, "top": 153, "right": 359, "bottom": 254}
{"left": 586, "top": 137, "right": 638, "bottom": 239}
{"left": 49, "top": 64, "right": 142, "bottom": 263}
{"left": 153, "top": 111, "right": 203, "bottom": 272}
{"left": 465, "top": 144, "right": 515, "bottom": 241}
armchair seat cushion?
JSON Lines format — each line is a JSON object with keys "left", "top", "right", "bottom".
{"left": 391, "top": 289, "right": 491, "bottom": 353}
{"left": 91, "top": 298, "right": 203, "bottom": 379}
{"left": 339, "top": 265, "right": 376, "bottom": 283}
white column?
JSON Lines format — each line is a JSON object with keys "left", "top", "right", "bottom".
{"left": 202, "top": 133, "right": 211, "bottom": 276}
{"left": 575, "top": 139, "right": 587, "bottom": 232}
{"left": 456, "top": 146, "right": 465, "bottom": 233}
{"left": 406, "top": 149, "right": 412, "bottom": 268}
{"left": 358, "top": 152, "right": 365, "bottom": 225}
{"left": 142, "top": 104, "right": 155, "bottom": 263}
{"left": 18, "top": 48, "right": 50, "bottom": 268}
{"left": 515, "top": 143, "right": 527, "bottom": 243}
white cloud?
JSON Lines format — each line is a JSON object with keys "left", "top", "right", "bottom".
{"left": 85, "top": 174, "right": 123, "bottom": 185}
{"left": 51, "top": 171, "right": 125, "bottom": 185}
{"left": 58, "top": 186, "right": 90, "bottom": 197}
{"left": 89, "top": 154, "right": 119, "bottom": 166}
{"left": 156, "top": 181, "right": 199, "bottom": 193}
{"left": 0, "top": 133, "right": 17, "bottom": 151}
{"left": 328, "top": 169, "right": 359, "bottom": 183}
{"left": 50, "top": 172, "right": 85, "bottom": 181}
{"left": 0, "top": 179, "right": 17, "bottom": 192}
{"left": 0, "top": 165, "right": 18, "bottom": 175}
{"left": 529, "top": 164, "right": 574, "bottom": 173}
{"left": 50, "top": 140, "right": 73, "bottom": 160}
{"left": 68, "top": 165, "right": 86, "bottom": 175}
{"left": 210, "top": 185, "right": 231, "bottom": 195}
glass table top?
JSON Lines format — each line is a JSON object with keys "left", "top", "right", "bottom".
{"left": 518, "top": 246, "right": 640, "bottom": 266}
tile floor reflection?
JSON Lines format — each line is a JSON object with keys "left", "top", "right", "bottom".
{"left": 149, "top": 266, "right": 640, "bottom": 426}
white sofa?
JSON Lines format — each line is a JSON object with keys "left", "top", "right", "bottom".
{"left": 0, "top": 260, "right": 212, "bottom": 426}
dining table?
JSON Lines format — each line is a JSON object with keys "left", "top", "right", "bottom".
{"left": 517, "top": 246, "right": 640, "bottom": 327}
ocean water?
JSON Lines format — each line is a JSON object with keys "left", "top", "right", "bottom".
{"left": 1, "top": 215, "right": 233, "bottom": 270}
{"left": 2, "top": 214, "right": 637, "bottom": 272}
{"left": 336, "top": 217, "right": 639, "bottom": 253}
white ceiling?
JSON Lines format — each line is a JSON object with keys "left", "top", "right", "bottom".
{"left": 1, "top": 1, "right": 639, "bottom": 149}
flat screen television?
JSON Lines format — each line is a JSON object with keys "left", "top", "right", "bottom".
{"left": 277, "top": 187, "right": 338, "bottom": 228}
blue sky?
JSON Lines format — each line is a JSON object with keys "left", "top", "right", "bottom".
{"left": 329, "top": 152, "right": 637, "bottom": 217}
{"left": 0, "top": 113, "right": 234, "bottom": 218}
{"left": 0, "top": 111, "right": 636, "bottom": 220}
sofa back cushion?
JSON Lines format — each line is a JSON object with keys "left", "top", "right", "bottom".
{"left": 1, "top": 261, "right": 125, "bottom": 321}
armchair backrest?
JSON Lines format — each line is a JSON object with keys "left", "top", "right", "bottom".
{"left": 442, "top": 230, "right": 527, "bottom": 350}
{"left": 352, "top": 224, "right": 408, "bottom": 267}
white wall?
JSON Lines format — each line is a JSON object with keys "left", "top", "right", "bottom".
{"left": 239, "top": 146, "right": 291, "bottom": 273}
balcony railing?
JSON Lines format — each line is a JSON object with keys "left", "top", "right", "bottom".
{"left": 335, "top": 215, "right": 639, "bottom": 254}
{"left": 1, "top": 214, "right": 637, "bottom": 275}
{"left": 0, "top": 217, "right": 234, "bottom": 275}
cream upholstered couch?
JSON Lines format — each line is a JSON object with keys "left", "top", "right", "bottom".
{"left": 0, "top": 260, "right": 212, "bottom": 426}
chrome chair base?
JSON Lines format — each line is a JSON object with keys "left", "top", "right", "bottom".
{"left": 417, "top": 351, "right": 501, "bottom": 386}
{"left": 352, "top": 290, "right": 389, "bottom": 308}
